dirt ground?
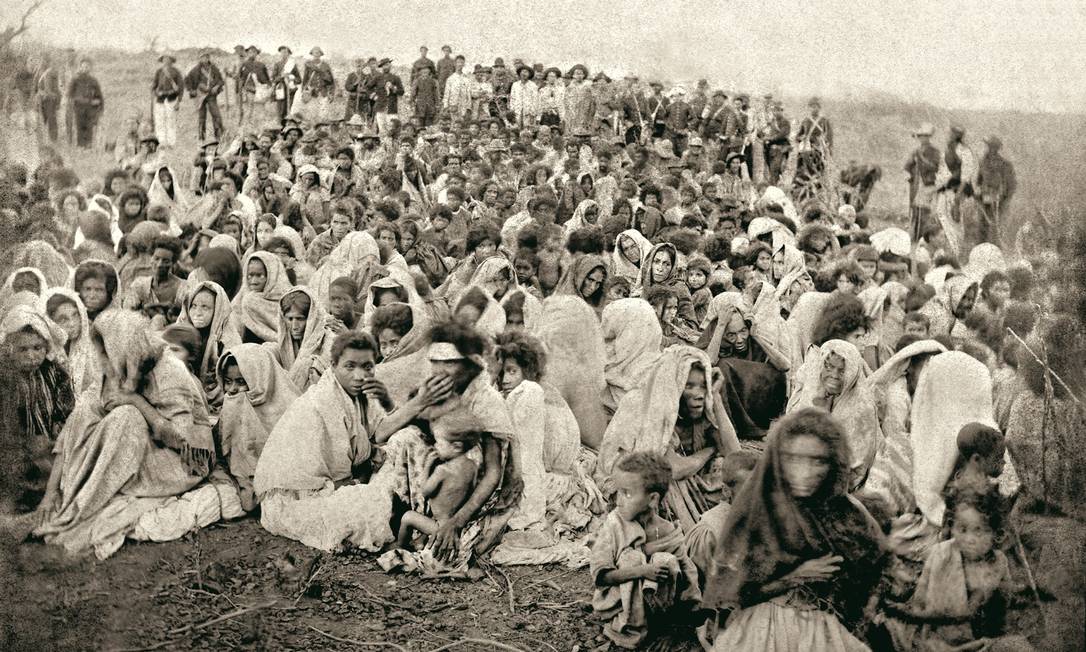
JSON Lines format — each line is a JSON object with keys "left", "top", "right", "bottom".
{"left": 0, "top": 517, "right": 709, "bottom": 652}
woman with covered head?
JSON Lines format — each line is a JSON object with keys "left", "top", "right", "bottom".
{"left": 599, "top": 345, "right": 742, "bottom": 532}
{"left": 54, "top": 188, "right": 87, "bottom": 249}
{"left": 216, "top": 343, "right": 300, "bottom": 512}
{"left": 787, "top": 339, "right": 882, "bottom": 490}
{"left": 40, "top": 288, "right": 98, "bottom": 394}
{"left": 640, "top": 242, "right": 697, "bottom": 329}
{"left": 600, "top": 298, "right": 663, "bottom": 414}
{"left": 610, "top": 229, "right": 652, "bottom": 294}
{"left": 233, "top": 251, "right": 291, "bottom": 344}
{"left": 920, "top": 273, "right": 978, "bottom": 341}
{"left": 1, "top": 303, "right": 75, "bottom": 513}
{"left": 147, "top": 164, "right": 192, "bottom": 219}
{"left": 254, "top": 331, "right": 391, "bottom": 551}
{"left": 271, "top": 286, "right": 336, "bottom": 391}
{"left": 699, "top": 292, "right": 791, "bottom": 442}
{"left": 702, "top": 408, "right": 886, "bottom": 651}
{"left": 176, "top": 281, "right": 241, "bottom": 407}
{"left": 1, "top": 267, "right": 50, "bottom": 312}
{"left": 310, "top": 230, "right": 382, "bottom": 307}
{"left": 371, "top": 321, "right": 522, "bottom": 574}
{"left": 556, "top": 252, "right": 609, "bottom": 315}
{"left": 35, "top": 310, "right": 216, "bottom": 557}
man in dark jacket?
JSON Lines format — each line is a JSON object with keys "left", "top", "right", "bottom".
{"left": 36, "top": 54, "right": 61, "bottom": 142}
{"left": 762, "top": 101, "right": 791, "bottom": 185}
{"left": 974, "top": 136, "right": 1016, "bottom": 247}
{"left": 410, "top": 46, "right": 436, "bottom": 84}
{"left": 68, "top": 58, "right": 104, "bottom": 148}
{"left": 185, "top": 50, "right": 225, "bottom": 140}
{"left": 411, "top": 66, "right": 440, "bottom": 127}
{"left": 344, "top": 58, "right": 373, "bottom": 120}
{"left": 271, "top": 46, "right": 301, "bottom": 123}
{"left": 151, "top": 53, "right": 184, "bottom": 148}
{"left": 436, "top": 45, "right": 456, "bottom": 100}
{"left": 905, "top": 122, "right": 941, "bottom": 242}
{"left": 369, "top": 58, "right": 404, "bottom": 137}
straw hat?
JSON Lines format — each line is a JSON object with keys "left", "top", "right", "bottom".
{"left": 310, "top": 46, "right": 324, "bottom": 57}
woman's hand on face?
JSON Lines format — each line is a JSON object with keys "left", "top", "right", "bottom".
{"left": 788, "top": 554, "right": 842, "bottom": 585}
{"left": 427, "top": 519, "right": 461, "bottom": 562}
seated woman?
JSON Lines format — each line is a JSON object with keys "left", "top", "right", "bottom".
{"left": 494, "top": 331, "right": 602, "bottom": 539}
{"left": 645, "top": 285, "right": 700, "bottom": 347}
{"left": 453, "top": 285, "right": 506, "bottom": 339}
{"left": 787, "top": 339, "right": 882, "bottom": 490}
{"left": 254, "top": 332, "right": 391, "bottom": 551}
{"left": 555, "top": 253, "right": 609, "bottom": 316}
{"left": 309, "top": 231, "right": 382, "bottom": 307}
{"left": 372, "top": 321, "right": 521, "bottom": 575}
{"left": 40, "top": 289, "right": 99, "bottom": 394}
{"left": 598, "top": 345, "right": 741, "bottom": 532}
{"left": 217, "top": 343, "right": 300, "bottom": 512}
{"left": 270, "top": 287, "right": 335, "bottom": 391}
{"left": 499, "top": 288, "right": 543, "bottom": 334}
{"left": 176, "top": 281, "right": 241, "bottom": 408}
{"left": 920, "top": 274, "right": 978, "bottom": 342}
{"left": 2, "top": 267, "right": 49, "bottom": 307}
{"left": 234, "top": 251, "right": 292, "bottom": 344}
{"left": 639, "top": 242, "right": 697, "bottom": 329}
{"left": 373, "top": 302, "right": 432, "bottom": 406}
{"left": 699, "top": 291, "right": 792, "bottom": 441}
{"left": 1, "top": 304, "right": 74, "bottom": 514}
{"left": 35, "top": 310, "right": 216, "bottom": 558}
{"left": 600, "top": 298, "right": 662, "bottom": 414}
{"left": 610, "top": 229, "right": 652, "bottom": 295}
{"left": 72, "top": 259, "right": 121, "bottom": 322}
{"left": 269, "top": 225, "right": 316, "bottom": 286}
{"left": 702, "top": 408, "right": 886, "bottom": 651}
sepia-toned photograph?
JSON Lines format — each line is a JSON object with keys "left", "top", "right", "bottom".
{"left": 0, "top": 1, "right": 1083, "bottom": 649}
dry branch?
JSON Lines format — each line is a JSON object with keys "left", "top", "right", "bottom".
{"left": 0, "top": 0, "right": 47, "bottom": 52}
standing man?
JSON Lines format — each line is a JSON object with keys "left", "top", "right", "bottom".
{"left": 436, "top": 45, "right": 456, "bottom": 101}
{"left": 646, "top": 82, "right": 669, "bottom": 139}
{"left": 344, "top": 58, "right": 369, "bottom": 120}
{"left": 974, "top": 136, "right": 1015, "bottom": 247}
{"left": 441, "top": 55, "right": 472, "bottom": 119}
{"left": 67, "top": 58, "right": 104, "bottom": 149}
{"left": 271, "top": 46, "right": 301, "bottom": 124}
{"left": 411, "top": 46, "right": 436, "bottom": 84}
{"left": 36, "top": 54, "right": 61, "bottom": 142}
{"left": 762, "top": 101, "right": 791, "bottom": 185}
{"left": 369, "top": 58, "right": 404, "bottom": 137}
{"left": 185, "top": 50, "right": 225, "bottom": 141}
{"left": 151, "top": 53, "right": 184, "bottom": 148}
{"left": 239, "top": 46, "right": 270, "bottom": 129}
{"left": 943, "top": 125, "right": 976, "bottom": 224}
{"left": 61, "top": 48, "right": 78, "bottom": 145}
{"left": 411, "top": 66, "right": 439, "bottom": 127}
{"left": 664, "top": 86, "right": 691, "bottom": 155}
{"left": 509, "top": 63, "right": 539, "bottom": 128}
{"left": 794, "top": 97, "right": 833, "bottom": 194}
{"left": 905, "top": 123, "right": 941, "bottom": 243}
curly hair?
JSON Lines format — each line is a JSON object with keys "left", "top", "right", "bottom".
{"left": 330, "top": 331, "right": 378, "bottom": 365}
{"left": 371, "top": 303, "right": 414, "bottom": 338}
{"left": 430, "top": 319, "right": 487, "bottom": 360}
{"left": 944, "top": 487, "right": 1005, "bottom": 542}
{"left": 74, "top": 261, "right": 119, "bottom": 300}
{"left": 495, "top": 331, "right": 547, "bottom": 382}
{"left": 812, "top": 293, "right": 869, "bottom": 346}
{"left": 566, "top": 226, "right": 606, "bottom": 256}
{"left": 466, "top": 223, "right": 500, "bottom": 255}
{"left": 615, "top": 451, "right": 673, "bottom": 498}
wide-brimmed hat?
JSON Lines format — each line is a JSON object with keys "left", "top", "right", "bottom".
{"left": 310, "top": 46, "right": 324, "bottom": 57}
{"left": 493, "top": 57, "right": 505, "bottom": 67}
{"left": 515, "top": 63, "right": 535, "bottom": 79}
{"left": 571, "top": 127, "right": 594, "bottom": 138}
{"left": 950, "top": 125, "right": 966, "bottom": 137}
{"left": 649, "top": 81, "right": 663, "bottom": 89}
{"left": 278, "top": 45, "right": 292, "bottom": 55}
{"left": 568, "top": 63, "right": 589, "bottom": 78}
{"left": 913, "top": 122, "right": 935, "bottom": 137}
{"left": 246, "top": 45, "right": 260, "bottom": 54}
{"left": 594, "top": 72, "right": 611, "bottom": 83}
{"left": 158, "top": 53, "right": 176, "bottom": 64}
{"left": 725, "top": 152, "right": 745, "bottom": 165}
{"left": 473, "top": 64, "right": 484, "bottom": 74}
{"left": 441, "top": 44, "right": 452, "bottom": 52}
{"left": 346, "top": 114, "right": 366, "bottom": 128}
{"left": 233, "top": 45, "right": 245, "bottom": 53}
{"left": 377, "top": 57, "right": 392, "bottom": 68}
{"left": 688, "top": 136, "right": 704, "bottom": 148}
{"left": 807, "top": 96, "right": 822, "bottom": 107}
{"left": 354, "top": 126, "right": 380, "bottom": 140}
{"left": 542, "top": 66, "right": 562, "bottom": 80}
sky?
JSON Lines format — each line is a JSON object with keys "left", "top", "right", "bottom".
{"left": 5, "top": 0, "right": 1085, "bottom": 113}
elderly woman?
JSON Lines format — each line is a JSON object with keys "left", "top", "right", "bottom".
{"left": 35, "top": 310, "right": 216, "bottom": 557}
{"left": 373, "top": 321, "right": 521, "bottom": 575}
{"left": 703, "top": 408, "right": 886, "bottom": 651}
{"left": 600, "top": 298, "right": 662, "bottom": 414}
{"left": 599, "top": 345, "right": 742, "bottom": 531}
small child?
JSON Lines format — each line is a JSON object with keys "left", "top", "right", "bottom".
{"left": 685, "top": 255, "right": 713, "bottom": 324}
{"left": 902, "top": 311, "right": 931, "bottom": 339}
{"left": 605, "top": 276, "right": 631, "bottom": 301}
{"left": 591, "top": 451, "right": 702, "bottom": 649}
{"left": 396, "top": 420, "right": 480, "bottom": 550}
{"left": 684, "top": 449, "right": 760, "bottom": 587}
{"left": 882, "top": 490, "right": 1032, "bottom": 651}
{"left": 946, "top": 422, "right": 1007, "bottom": 506}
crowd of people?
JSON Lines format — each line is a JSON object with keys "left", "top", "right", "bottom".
{"left": 0, "top": 42, "right": 1082, "bottom": 652}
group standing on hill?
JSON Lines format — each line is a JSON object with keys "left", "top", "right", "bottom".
{"left": 0, "top": 40, "right": 1079, "bottom": 652}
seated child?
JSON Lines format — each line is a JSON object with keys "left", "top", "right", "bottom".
{"left": 685, "top": 255, "right": 712, "bottom": 324}
{"left": 396, "top": 419, "right": 480, "bottom": 550}
{"left": 591, "top": 451, "right": 702, "bottom": 649}
{"left": 326, "top": 276, "right": 359, "bottom": 332}
{"left": 645, "top": 285, "right": 699, "bottom": 347}
{"left": 605, "top": 276, "right": 631, "bottom": 302}
{"left": 684, "top": 449, "right": 760, "bottom": 587}
{"left": 882, "top": 489, "right": 1033, "bottom": 651}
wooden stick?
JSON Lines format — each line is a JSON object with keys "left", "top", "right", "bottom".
{"left": 493, "top": 564, "right": 517, "bottom": 614}
{"left": 167, "top": 599, "right": 277, "bottom": 636}
{"left": 306, "top": 625, "right": 408, "bottom": 652}
{"left": 428, "top": 638, "right": 528, "bottom": 652}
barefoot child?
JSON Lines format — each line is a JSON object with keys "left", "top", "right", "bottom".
{"left": 591, "top": 451, "right": 702, "bottom": 649}
{"left": 396, "top": 420, "right": 480, "bottom": 549}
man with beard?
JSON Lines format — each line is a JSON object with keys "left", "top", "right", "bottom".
{"left": 185, "top": 50, "right": 226, "bottom": 140}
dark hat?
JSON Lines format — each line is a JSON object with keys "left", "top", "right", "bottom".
{"left": 697, "top": 78, "right": 709, "bottom": 87}
{"left": 725, "top": 152, "right": 744, "bottom": 165}
{"left": 736, "top": 93, "right": 750, "bottom": 102}
{"left": 246, "top": 45, "right": 260, "bottom": 54}
{"left": 310, "top": 46, "right": 324, "bottom": 57}
{"left": 515, "top": 63, "right": 535, "bottom": 79}
{"left": 366, "top": 56, "right": 378, "bottom": 64}
{"left": 158, "top": 53, "right": 176, "bottom": 63}
{"left": 542, "top": 66, "right": 562, "bottom": 79}
{"left": 593, "top": 72, "right": 611, "bottom": 83}
{"left": 808, "top": 96, "right": 821, "bottom": 107}
{"left": 493, "top": 57, "right": 505, "bottom": 67}
{"left": 568, "top": 63, "right": 589, "bottom": 78}
{"left": 473, "top": 64, "right": 483, "bottom": 74}
{"left": 533, "top": 62, "right": 544, "bottom": 72}
{"left": 512, "top": 58, "right": 524, "bottom": 66}
{"left": 649, "top": 81, "right": 663, "bottom": 89}
{"left": 377, "top": 57, "right": 392, "bottom": 68}
{"left": 441, "top": 44, "right": 452, "bottom": 52}
{"left": 278, "top": 45, "right": 292, "bottom": 54}
{"left": 712, "top": 90, "right": 726, "bottom": 97}
{"left": 199, "top": 48, "right": 214, "bottom": 57}
{"left": 234, "top": 45, "right": 245, "bottom": 52}
{"left": 950, "top": 125, "right": 966, "bottom": 136}
{"left": 984, "top": 135, "right": 1002, "bottom": 148}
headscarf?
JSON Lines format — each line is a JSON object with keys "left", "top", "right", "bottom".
{"left": 147, "top": 164, "right": 193, "bottom": 217}
{"left": 500, "top": 289, "right": 543, "bottom": 332}
{"left": 216, "top": 343, "right": 301, "bottom": 498}
{"left": 38, "top": 288, "right": 97, "bottom": 393}
{"left": 272, "top": 224, "right": 315, "bottom": 285}
{"left": 466, "top": 255, "right": 519, "bottom": 302}
{"left": 274, "top": 286, "right": 333, "bottom": 389}
{"left": 639, "top": 242, "right": 680, "bottom": 291}
{"left": 600, "top": 298, "right": 662, "bottom": 411}
{"left": 1, "top": 303, "right": 67, "bottom": 362}
{"left": 747, "top": 216, "right": 797, "bottom": 252}
{"left": 963, "top": 243, "right": 1006, "bottom": 283}
{"left": 311, "top": 231, "right": 381, "bottom": 306}
{"left": 208, "top": 232, "right": 242, "bottom": 257}
{"left": 563, "top": 198, "right": 600, "bottom": 241}
{"left": 363, "top": 267, "right": 429, "bottom": 333}
{"left": 373, "top": 302, "right": 432, "bottom": 406}
{"left": 234, "top": 251, "right": 292, "bottom": 343}
{"left": 771, "top": 243, "right": 807, "bottom": 286}
{"left": 701, "top": 409, "right": 885, "bottom": 626}
{"left": 1, "top": 267, "right": 50, "bottom": 309}
{"left": 8, "top": 240, "right": 71, "bottom": 288}
{"left": 787, "top": 339, "right": 882, "bottom": 487}
{"left": 598, "top": 345, "right": 740, "bottom": 478}
{"left": 786, "top": 290, "right": 833, "bottom": 365}
{"left": 858, "top": 281, "right": 908, "bottom": 365}
{"left": 177, "top": 281, "right": 242, "bottom": 379}
{"left": 610, "top": 229, "right": 652, "bottom": 290}
{"left": 555, "top": 253, "right": 608, "bottom": 309}
{"left": 909, "top": 351, "right": 995, "bottom": 528}
{"left": 921, "top": 274, "right": 977, "bottom": 338}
